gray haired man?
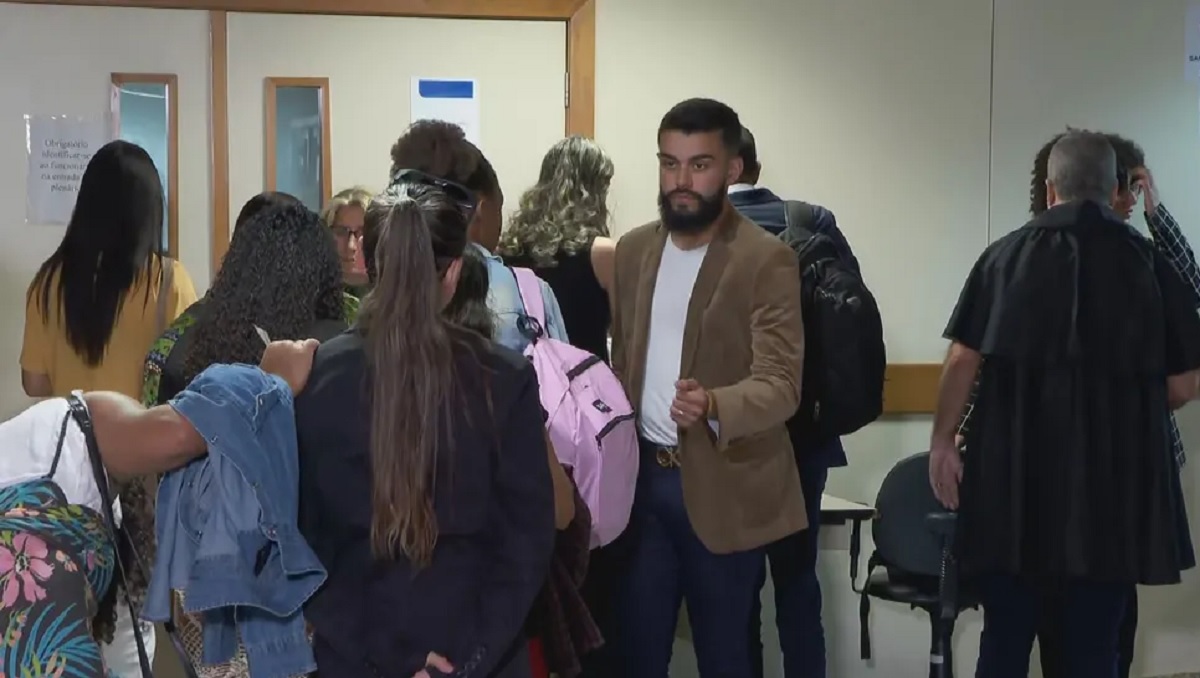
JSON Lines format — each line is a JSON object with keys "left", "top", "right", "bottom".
{"left": 930, "top": 131, "right": 1200, "bottom": 678}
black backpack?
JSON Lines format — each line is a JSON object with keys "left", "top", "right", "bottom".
{"left": 780, "top": 201, "right": 886, "bottom": 442}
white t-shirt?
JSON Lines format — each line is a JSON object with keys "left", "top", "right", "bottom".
{"left": 0, "top": 397, "right": 107, "bottom": 514}
{"left": 638, "top": 237, "right": 709, "bottom": 446}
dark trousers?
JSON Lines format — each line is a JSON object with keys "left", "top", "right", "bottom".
{"left": 975, "top": 574, "right": 1131, "bottom": 678}
{"left": 577, "top": 530, "right": 632, "bottom": 677}
{"left": 1037, "top": 586, "right": 1138, "bottom": 678}
{"left": 749, "top": 462, "right": 829, "bottom": 678}
{"left": 617, "top": 457, "right": 765, "bottom": 678}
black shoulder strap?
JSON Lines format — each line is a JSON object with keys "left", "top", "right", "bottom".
{"left": 783, "top": 200, "right": 818, "bottom": 236}
{"left": 45, "top": 412, "right": 72, "bottom": 480}
{"left": 66, "top": 394, "right": 199, "bottom": 678}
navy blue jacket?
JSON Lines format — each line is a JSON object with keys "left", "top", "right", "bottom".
{"left": 730, "top": 186, "right": 853, "bottom": 470}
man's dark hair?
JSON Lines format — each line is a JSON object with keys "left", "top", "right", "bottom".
{"left": 389, "top": 120, "right": 500, "bottom": 198}
{"left": 1030, "top": 132, "right": 1068, "bottom": 215}
{"left": 182, "top": 203, "right": 344, "bottom": 383}
{"left": 737, "top": 126, "right": 761, "bottom": 182}
{"left": 1104, "top": 133, "right": 1146, "bottom": 174}
{"left": 658, "top": 98, "right": 742, "bottom": 152}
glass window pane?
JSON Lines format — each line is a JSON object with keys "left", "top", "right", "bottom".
{"left": 115, "top": 82, "right": 170, "bottom": 249}
{"left": 273, "top": 86, "right": 324, "bottom": 211}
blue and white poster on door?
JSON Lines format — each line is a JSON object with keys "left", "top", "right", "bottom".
{"left": 410, "top": 78, "right": 480, "bottom": 146}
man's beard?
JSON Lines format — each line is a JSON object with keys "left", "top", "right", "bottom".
{"left": 658, "top": 188, "right": 725, "bottom": 234}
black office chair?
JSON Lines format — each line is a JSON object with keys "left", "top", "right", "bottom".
{"left": 850, "top": 451, "right": 979, "bottom": 678}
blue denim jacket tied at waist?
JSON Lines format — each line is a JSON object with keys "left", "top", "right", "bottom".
{"left": 145, "top": 364, "right": 327, "bottom": 678}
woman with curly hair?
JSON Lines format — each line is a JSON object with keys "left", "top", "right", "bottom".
{"left": 141, "top": 192, "right": 351, "bottom": 408}
{"left": 132, "top": 195, "right": 347, "bottom": 677}
{"left": 178, "top": 203, "right": 346, "bottom": 386}
{"left": 499, "top": 136, "right": 615, "bottom": 362}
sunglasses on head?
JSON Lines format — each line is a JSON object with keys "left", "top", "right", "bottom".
{"left": 390, "top": 168, "right": 478, "bottom": 221}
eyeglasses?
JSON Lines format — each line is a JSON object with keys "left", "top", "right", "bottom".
{"left": 331, "top": 226, "right": 364, "bottom": 242}
{"left": 390, "top": 168, "right": 478, "bottom": 223}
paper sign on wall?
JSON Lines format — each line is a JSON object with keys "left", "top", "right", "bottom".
{"left": 25, "top": 114, "right": 109, "bottom": 225}
{"left": 410, "top": 78, "right": 480, "bottom": 146}
{"left": 1187, "top": 4, "right": 1200, "bottom": 82}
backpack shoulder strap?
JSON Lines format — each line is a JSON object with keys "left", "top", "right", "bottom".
{"left": 784, "top": 200, "right": 818, "bottom": 236}
{"left": 66, "top": 393, "right": 200, "bottom": 678}
{"left": 510, "top": 267, "right": 548, "bottom": 337}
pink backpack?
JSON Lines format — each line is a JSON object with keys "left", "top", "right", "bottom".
{"left": 511, "top": 267, "right": 639, "bottom": 548}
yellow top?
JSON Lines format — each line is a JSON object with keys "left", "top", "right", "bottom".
{"left": 20, "top": 256, "right": 198, "bottom": 399}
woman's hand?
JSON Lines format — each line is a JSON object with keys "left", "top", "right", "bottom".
{"left": 412, "top": 652, "right": 454, "bottom": 678}
{"left": 259, "top": 339, "right": 319, "bottom": 394}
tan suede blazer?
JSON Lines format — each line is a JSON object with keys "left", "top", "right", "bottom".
{"left": 611, "top": 205, "right": 808, "bottom": 554}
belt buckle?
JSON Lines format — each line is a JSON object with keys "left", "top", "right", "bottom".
{"left": 655, "top": 446, "right": 681, "bottom": 469}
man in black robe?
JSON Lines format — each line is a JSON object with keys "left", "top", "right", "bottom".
{"left": 928, "top": 130, "right": 1200, "bottom": 678}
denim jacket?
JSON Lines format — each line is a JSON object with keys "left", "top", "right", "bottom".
{"left": 145, "top": 364, "right": 327, "bottom": 678}
{"left": 475, "top": 243, "right": 569, "bottom": 352}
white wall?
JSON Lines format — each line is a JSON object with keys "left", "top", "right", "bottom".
{"left": 225, "top": 12, "right": 567, "bottom": 231}
{"left": 0, "top": 3, "right": 212, "bottom": 419}
{"left": 595, "top": 0, "right": 1200, "bottom": 676}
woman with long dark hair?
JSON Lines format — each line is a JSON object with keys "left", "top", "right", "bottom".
{"left": 295, "top": 176, "right": 557, "bottom": 677}
{"left": 19, "top": 139, "right": 197, "bottom": 673}
{"left": 178, "top": 202, "right": 346, "bottom": 385}
{"left": 22, "top": 139, "right": 197, "bottom": 399}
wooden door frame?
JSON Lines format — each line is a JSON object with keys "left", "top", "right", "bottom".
{"left": 11, "top": 0, "right": 596, "bottom": 280}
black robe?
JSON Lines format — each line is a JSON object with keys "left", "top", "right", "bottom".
{"left": 945, "top": 200, "right": 1200, "bottom": 585}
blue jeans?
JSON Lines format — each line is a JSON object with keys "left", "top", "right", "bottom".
{"left": 616, "top": 455, "right": 765, "bottom": 678}
{"left": 749, "top": 462, "right": 828, "bottom": 678}
{"left": 976, "top": 574, "right": 1130, "bottom": 678}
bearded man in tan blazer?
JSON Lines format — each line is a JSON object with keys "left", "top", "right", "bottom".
{"left": 609, "top": 97, "right": 806, "bottom": 678}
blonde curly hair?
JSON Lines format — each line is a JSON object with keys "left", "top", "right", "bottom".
{"left": 498, "top": 136, "right": 613, "bottom": 267}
